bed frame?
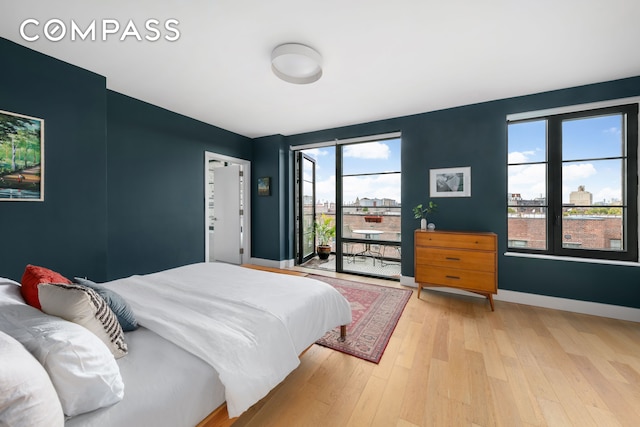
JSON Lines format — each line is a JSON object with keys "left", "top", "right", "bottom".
{"left": 197, "top": 404, "right": 234, "bottom": 427}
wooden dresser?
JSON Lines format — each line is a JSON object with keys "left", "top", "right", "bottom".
{"left": 414, "top": 230, "right": 497, "bottom": 310}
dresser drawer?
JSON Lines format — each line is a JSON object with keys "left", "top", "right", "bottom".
{"left": 416, "top": 231, "right": 495, "bottom": 251}
{"left": 416, "top": 265, "right": 496, "bottom": 293}
{"left": 416, "top": 247, "right": 495, "bottom": 273}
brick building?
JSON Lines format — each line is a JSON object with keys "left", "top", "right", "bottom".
{"left": 508, "top": 216, "right": 623, "bottom": 250}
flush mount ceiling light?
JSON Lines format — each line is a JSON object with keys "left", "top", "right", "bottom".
{"left": 271, "top": 43, "right": 323, "bottom": 84}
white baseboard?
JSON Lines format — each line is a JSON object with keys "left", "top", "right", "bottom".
{"left": 247, "top": 257, "right": 295, "bottom": 269}
{"left": 400, "top": 275, "right": 640, "bottom": 323}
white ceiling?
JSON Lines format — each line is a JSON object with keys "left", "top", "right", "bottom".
{"left": 1, "top": 0, "right": 639, "bottom": 138}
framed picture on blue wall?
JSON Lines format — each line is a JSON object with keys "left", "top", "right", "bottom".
{"left": 258, "top": 176, "right": 271, "bottom": 196}
{"left": 0, "top": 109, "right": 44, "bottom": 201}
{"left": 430, "top": 166, "right": 471, "bottom": 197}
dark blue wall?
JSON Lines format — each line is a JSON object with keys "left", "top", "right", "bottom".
{"left": 259, "top": 76, "right": 640, "bottom": 308}
{"left": 0, "top": 38, "right": 108, "bottom": 282}
{"left": 251, "top": 134, "right": 289, "bottom": 260}
{"left": 3, "top": 36, "right": 639, "bottom": 308}
{"left": 106, "top": 92, "right": 252, "bottom": 279}
{"left": 0, "top": 37, "right": 252, "bottom": 282}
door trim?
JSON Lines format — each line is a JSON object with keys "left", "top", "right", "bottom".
{"left": 204, "top": 151, "right": 251, "bottom": 264}
{"left": 297, "top": 152, "right": 317, "bottom": 264}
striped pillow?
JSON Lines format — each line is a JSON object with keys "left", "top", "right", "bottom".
{"left": 38, "top": 283, "right": 127, "bottom": 358}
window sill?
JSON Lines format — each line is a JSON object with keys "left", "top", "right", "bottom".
{"left": 504, "top": 252, "right": 640, "bottom": 267}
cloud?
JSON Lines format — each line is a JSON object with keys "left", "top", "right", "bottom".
{"left": 342, "top": 173, "right": 401, "bottom": 204}
{"left": 315, "top": 172, "right": 403, "bottom": 204}
{"left": 508, "top": 163, "right": 546, "bottom": 199}
{"left": 343, "top": 141, "right": 390, "bottom": 159}
{"left": 304, "top": 148, "right": 330, "bottom": 158}
{"left": 315, "top": 175, "right": 336, "bottom": 202}
{"left": 562, "top": 163, "right": 597, "bottom": 181}
{"left": 604, "top": 126, "right": 621, "bottom": 135}
{"left": 594, "top": 186, "right": 621, "bottom": 203}
{"left": 507, "top": 150, "right": 535, "bottom": 163}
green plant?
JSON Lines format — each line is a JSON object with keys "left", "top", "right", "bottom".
{"left": 314, "top": 214, "right": 336, "bottom": 246}
{"left": 413, "top": 200, "right": 438, "bottom": 220}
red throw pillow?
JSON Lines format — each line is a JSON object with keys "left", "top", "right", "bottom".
{"left": 20, "top": 264, "right": 72, "bottom": 310}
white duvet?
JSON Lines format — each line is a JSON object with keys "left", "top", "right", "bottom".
{"left": 103, "top": 262, "right": 352, "bottom": 417}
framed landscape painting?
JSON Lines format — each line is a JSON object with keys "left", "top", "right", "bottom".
{"left": 0, "top": 109, "right": 44, "bottom": 201}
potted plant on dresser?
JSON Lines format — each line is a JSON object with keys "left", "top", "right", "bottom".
{"left": 315, "top": 214, "right": 336, "bottom": 260}
{"left": 413, "top": 200, "right": 438, "bottom": 230}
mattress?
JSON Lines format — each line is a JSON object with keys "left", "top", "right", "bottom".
{"left": 65, "top": 326, "right": 224, "bottom": 427}
{"left": 103, "top": 262, "right": 352, "bottom": 417}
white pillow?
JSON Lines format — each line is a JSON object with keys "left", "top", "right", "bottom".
{"left": 0, "top": 278, "right": 24, "bottom": 305}
{"left": 0, "top": 330, "right": 64, "bottom": 427}
{"left": 0, "top": 303, "right": 125, "bottom": 417}
{"left": 38, "top": 282, "right": 128, "bottom": 358}
{"left": 0, "top": 276, "right": 20, "bottom": 286}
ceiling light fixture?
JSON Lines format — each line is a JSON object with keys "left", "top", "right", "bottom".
{"left": 271, "top": 43, "right": 323, "bottom": 84}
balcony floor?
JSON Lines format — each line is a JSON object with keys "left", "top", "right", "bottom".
{"left": 300, "top": 253, "right": 401, "bottom": 279}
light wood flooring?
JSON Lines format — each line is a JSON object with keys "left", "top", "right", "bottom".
{"left": 232, "top": 267, "right": 640, "bottom": 427}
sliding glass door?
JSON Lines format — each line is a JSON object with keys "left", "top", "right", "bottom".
{"left": 338, "top": 138, "right": 402, "bottom": 278}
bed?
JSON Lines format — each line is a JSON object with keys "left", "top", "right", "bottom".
{"left": 0, "top": 262, "right": 352, "bottom": 427}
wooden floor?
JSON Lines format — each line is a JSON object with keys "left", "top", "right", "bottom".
{"left": 232, "top": 267, "right": 640, "bottom": 427}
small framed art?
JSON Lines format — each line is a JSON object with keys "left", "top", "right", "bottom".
{"left": 257, "top": 177, "right": 271, "bottom": 196}
{"left": 430, "top": 166, "right": 471, "bottom": 198}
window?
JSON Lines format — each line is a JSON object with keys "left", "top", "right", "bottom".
{"left": 339, "top": 137, "right": 401, "bottom": 278}
{"left": 291, "top": 132, "right": 402, "bottom": 279}
{"left": 507, "top": 102, "right": 638, "bottom": 261}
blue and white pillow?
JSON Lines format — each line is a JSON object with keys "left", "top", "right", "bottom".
{"left": 73, "top": 277, "right": 138, "bottom": 331}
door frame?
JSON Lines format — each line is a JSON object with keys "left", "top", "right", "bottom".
{"left": 296, "top": 152, "right": 317, "bottom": 264}
{"left": 204, "top": 151, "right": 251, "bottom": 264}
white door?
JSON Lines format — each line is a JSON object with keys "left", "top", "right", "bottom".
{"left": 212, "top": 164, "right": 242, "bottom": 264}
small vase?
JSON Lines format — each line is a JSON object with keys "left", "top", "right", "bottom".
{"left": 420, "top": 218, "right": 427, "bottom": 230}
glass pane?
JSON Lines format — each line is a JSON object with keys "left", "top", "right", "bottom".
{"left": 303, "top": 157, "right": 314, "bottom": 182}
{"left": 302, "top": 228, "right": 315, "bottom": 255}
{"left": 340, "top": 242, "right": 400, "bottom": 279}
{"left": 562, "top": 207, "right": 624, "bottom": 251}
{"left": 507, "top": 207, "right": 547, "bottom": 250}
{"left": 342, "top": 139, "right": 401, "bottom": 174}
{"left": 302, "top": 146, "right": 335, "bottom": 205}
{"left": 341, "top": 174, "right": 401, "bottom": 206}
{"left": 508, "top": 120, "right": 546, "bottom": 164}
{"left": 508, "top": 163, "right": 546, "bottom": 201}
{"left": 562, "top": 114, "right": 623, "bottom": 161}
{"left": 301, "top": 156, "right": 315, "bottom": 260}
{"left": 342, "top": 173, "right": 400, "bottom": 244}
{"left": 562, "top": 159, "right": 622, "bottom": 206}
{"left": 343, "top": 209, "right": 401, "bottom": 242}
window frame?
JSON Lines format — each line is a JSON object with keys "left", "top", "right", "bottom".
{"left": 507, "top": 100, "right": 639, "bottom": 262}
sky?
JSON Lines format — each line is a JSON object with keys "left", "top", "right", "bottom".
{"left": 304, "top": 113, "right": 626, "bottom": 207}
{"left": 508, "top": 113, "right": 625, "bottom": 204}
{"left": 302, "top": 138, "right": 401, "bottom": 205}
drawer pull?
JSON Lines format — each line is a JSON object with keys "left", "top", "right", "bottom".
{"left": 445, "top": 275, "right": 460, "bottom": 280}
{"left": 445, "top": 257, "right": 460, "bottom": 261}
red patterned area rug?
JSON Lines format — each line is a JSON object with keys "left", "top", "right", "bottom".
{"left": 310, "top": 274, "right": 412, "bottom": 364}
